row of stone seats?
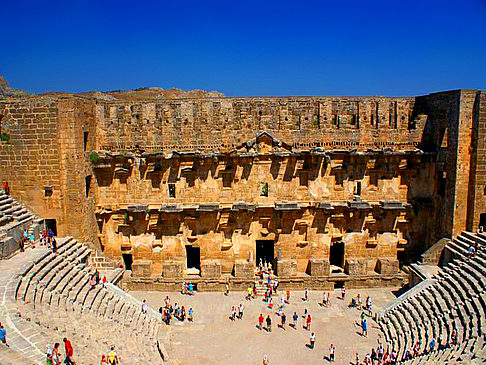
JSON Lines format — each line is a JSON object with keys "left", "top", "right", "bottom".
{"left": 379, "top": 231, "right": 486, "bottom": 363}
{"left": 14, "top": 237, "right": 167, "bottom": 364}
{"left": 0, "top": 191, "right": 34, "bottom": 228}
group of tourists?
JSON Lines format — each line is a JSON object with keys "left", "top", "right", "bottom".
{"left": 45, "top": 338, "right": 75, "bottom": 365}
{"left": 100, "top": 347, "right": 119, "bottom": 364}
{"left": 90, "top": 269, "right": 107, "bottom": 290}
{"left": 181, "top": 282, "right": 195, "bottom": 295}
{"left": 229, "top": 303, "right": 244, "bottom": 321}
{"left": 158, "top": 296, "right": 194, "bottom": 325}
{"left": 18, "top": 228, "right": 34, "bottom": 251}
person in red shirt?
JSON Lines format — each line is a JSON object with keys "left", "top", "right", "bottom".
{"left": 63, "top": 337, "right": 74, "bottom": 365}
{"left": 2, "top": 181, "right": 9, "bottom": 196}
{"left": 306, "top": 315, "right": 312, "bottom": 331}
{"left": 258, "top": 314, "right": 264, "bottom": 330}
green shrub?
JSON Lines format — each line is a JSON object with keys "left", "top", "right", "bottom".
{"left": 89, "top": 151, "right": 99, "bottom": 163}
{"left": 0, "top": 132, "right": 10, "bottom": 143}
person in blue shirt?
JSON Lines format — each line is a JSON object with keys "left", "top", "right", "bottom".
{"left": 0, "top": 324, "right": 8, "bottom": 347}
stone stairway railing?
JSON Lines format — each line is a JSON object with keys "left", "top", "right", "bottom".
{"left": 378, "top": 231, "right": 486, "bottom": 363}
{"left": 4, "top": 237, "right": 169, "bottom": 364}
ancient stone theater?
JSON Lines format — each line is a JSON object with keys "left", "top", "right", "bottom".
{"left": 1, "top": 88, "right": 485, "bottom": 290}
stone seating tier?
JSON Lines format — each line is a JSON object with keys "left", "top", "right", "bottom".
{"left": 10, "top": 237, "right": 168, "bottom": 364}
{"left": 379, "top": 231, "right": 486, "bottom": 363}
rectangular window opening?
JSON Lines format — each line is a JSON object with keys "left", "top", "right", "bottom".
{"left": 83, "top": 131, "right": 89, "bottom": 151}
{"left": 85, "top": 175, "right": 92, "bottom": 197}
{"left": 168, "top": 183, "right": 176, "bottom": 198}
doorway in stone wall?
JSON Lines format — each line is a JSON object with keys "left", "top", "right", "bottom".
{"left": 330, "top": 241, "right": 344, "bottom": 273}
{"left": 186, "top": 245, "right": 201, "bottom": 272}
{"left": 122, "top": 253, "right": 132, "bottom": 271}
{"left": 256, "top": 240, "right": 274, "bottom": 267}
{"left": 480, "top": 213, "right": 486, "bottom": 230}
{"left": 45, "top": 219, "right": 57, "bottom": 236}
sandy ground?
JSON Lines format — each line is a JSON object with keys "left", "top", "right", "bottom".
{"left": 131, "top": 288, "right": 398, "bottom": 365}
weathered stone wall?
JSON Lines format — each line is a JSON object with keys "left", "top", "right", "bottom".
{"left": 94, "top": 97, "right": 421, "bottom": 152}
{"left": 0, "top": 97, "right": 98, "bottom": 243}
{"left": 0, "top": 99, "right": 64, "bottom": 227}
{"left": 413, "top": 90, "right": 484, "bottom": 242}
{"left": 467, "top": 91, "right": 486, "bottom": 231}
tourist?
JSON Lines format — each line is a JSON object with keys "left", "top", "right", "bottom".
{"left": 326, "top": 292, "right": 331, "bottom": 306}
{"left": 90, "top": 273, "right": 97, "bottom": 290}
{"left": 309, "top": 332, "right": 315, "bottom": 349}
{"left": 246, "top": 286, "right": 252, "bottom": 300}
{"left": 52, "top": 342, "right": 61, "bottom": 365}
{"left": 377, "top": 342, "right": 384, "bottom": 360}
{"left": 63, "top": 337, "right": 74, "bottom": 365}
{"left": 371, "top": 348, "right": 378, "bottom": 363}
{"left": 102, "top": 275, "right": 107, "bottom": 288}
{"left": 142, "top": 299, "right": 148, "bottom": 314}
{"left": 329, "top": 344, "right": 335, "bottom": 362}
{"left": 467, "top": 245, "right": 475, "bottom": 258}
{"left": 238, "top": 303, "right": 244, "bottom": 319}
{"left": 258, "top": 313, "right": 264, "bottom": 330}
{"left": 341, "top": 286, "right": 346, "bottom": 300}
{"left": 266, "top": 315, "right": 272, "bottom": 332}
{"left": 304, "top": 287, "right": 309, "bottom": 301}
{"left": 292, "top": 312, "right": 298, "bottom": 329}
{"left": 280, "top": 312, "right": 286, "bottom": 329}
{"left": 52, "top": 238, "right": 57, "bottom": 253}
{"left": 181, "top": 282, "right": 186, "bottom": 294}
{"left": 429, "top": 338, "right": 436, "bottom": 353}
{"left": 95, "top": 269, "right": 100, "bottom": 285}
{"left": 322, "top": 292, "right": 327, "bottom": 306}
{"left": 188, "top": 307, "right": 194, "bottom": 322}
{"left": 306, "top": 314, "right": 311, "bottom": 331}
{"left": 286, "top": 289, "right": 290, "bottom": 303}
{"left": 19, "top": 238, "right": 25, "bottom": 252}
{"left": 48, "top": 229, "right": 54, "bottom": 243}
{"left": 225, "top": 283, "right": 230, "bottom": 296}
{"left": 46, "top": 345, "right": 53, "bottom": 365}
{"left": 357, "top": 294, "right": 362, "bottom": 309}
{"left": 302, "top": 308, "right": 308, "bottom": 318}
{"left": 2, "top": 181, "right": 9, "bottom": 195}
{"left": 280, "top": 293, "right": 285, "bottom": 307}
{"left": 383, "top": 349, "right": 390, "bottom": 363}
{"left": 230, "top": 306, "right": 236, "bottom": 321}
{"left": 361, "top": 318, "right": 368, "bottom": 337}
{"left": 262, "top": 354, "right": 269, "bottom": 365}
{"left": 164, "top": 296, "right": 170, "bottom": 307}
{"left": 107, "top": 346, "right": 119, "bottom": 364}
{"left": 413, "top": 341, "right": 421, "bottom": 357}
{"left": 188, "top": 282, "right": 194, "bottom": 295}
{"left": 100, "top": 354, "right": 107, "bottom": 365}
{"left": 355, "top": 352, "right": 360, "bottom": 365}
{"left": 0, "top": 324, "right": 8, "bottom": 347}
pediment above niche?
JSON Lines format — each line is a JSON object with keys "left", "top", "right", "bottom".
{"left": 236, "top": 131, "right": 293, "bottom": 155}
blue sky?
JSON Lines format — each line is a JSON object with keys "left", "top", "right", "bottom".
{"left": 1, "top": 0, "right": 485, "bottom": 96}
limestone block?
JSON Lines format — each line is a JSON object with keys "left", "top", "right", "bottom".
{"left": 201, "top": 259, "right": 222, "bottom": 279}
{"left": 308, "top": 258, "right": 330, "bottom": 277}
{"left": 276, "top": 258, "right": 297, "bottom": 277}
{"left": 376, "top": 258, "right": 399, "bottom": 275}
{"left": 345, "top": 259, "right": 367, "bottom": 275}
{"left": 132, "top": 259, "right": 152, "bottom": 278}
{"left": 234, "top": 259, "right": 254, "bottom": 279}
{"left": 162, "top": 261, "right": 184, "bottom": 278}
